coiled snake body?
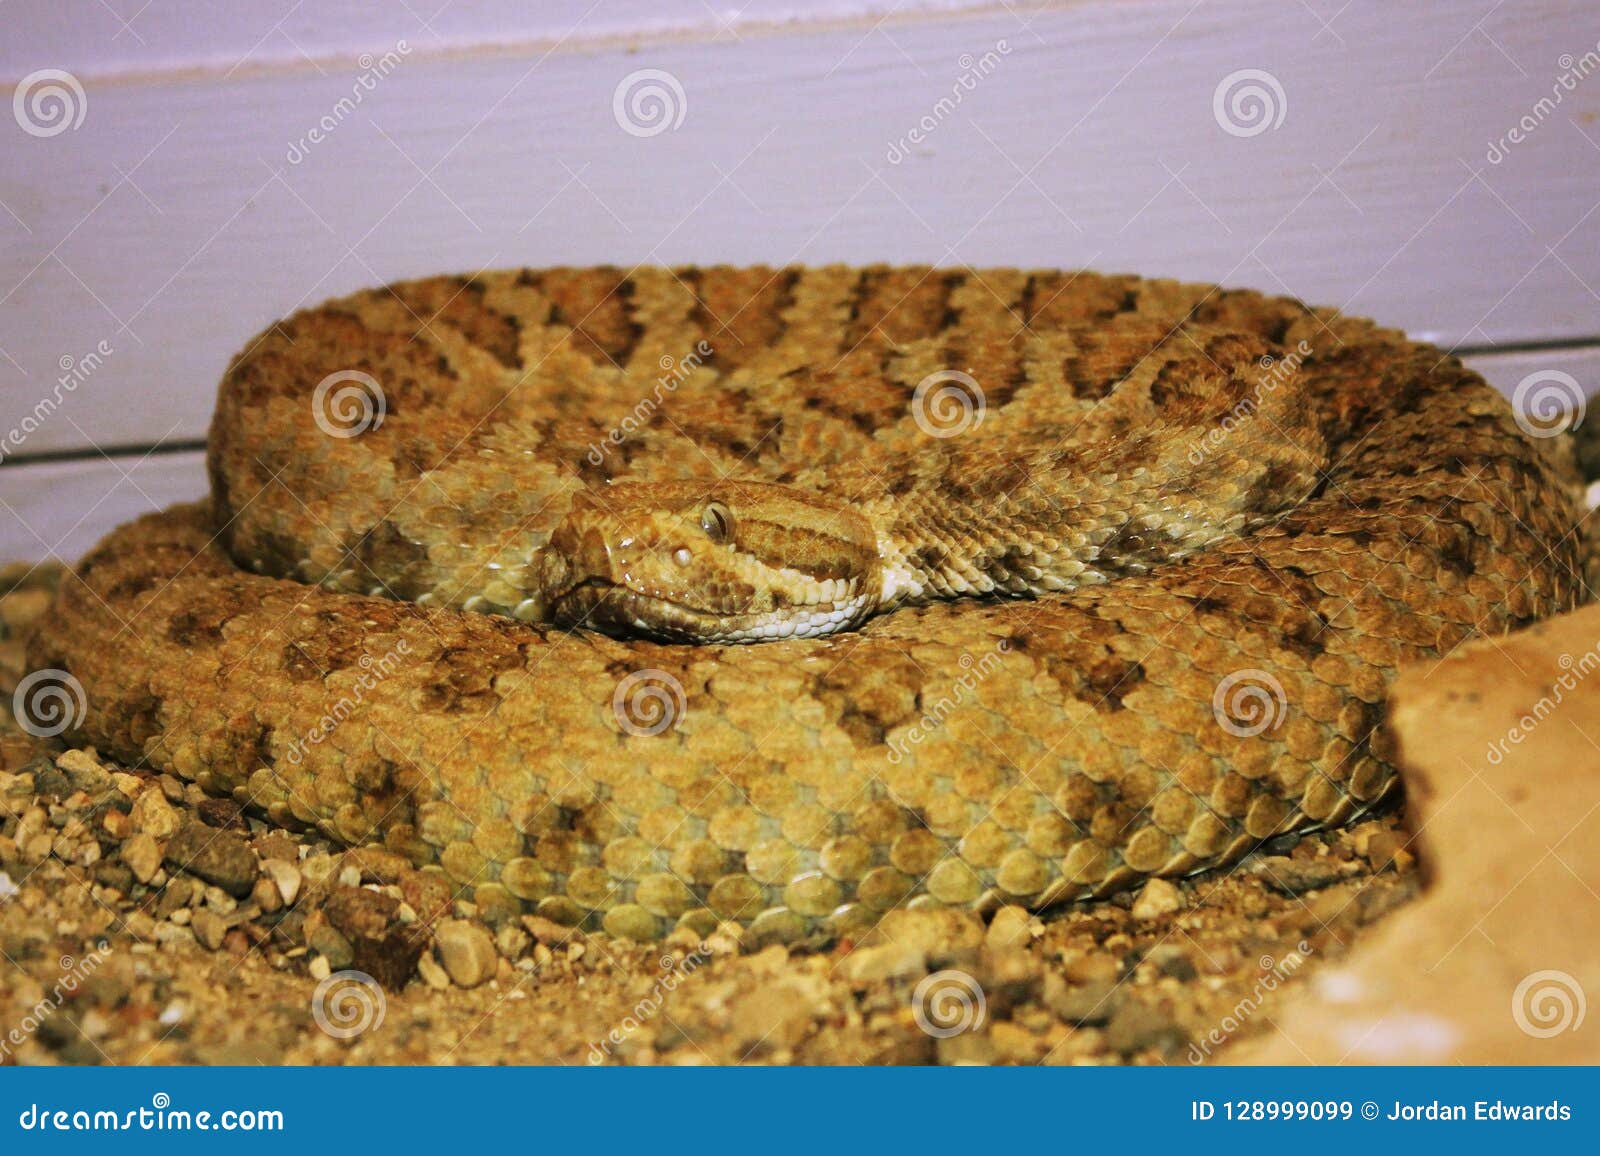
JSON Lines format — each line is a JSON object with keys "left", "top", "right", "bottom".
{"left": 30, "top": 266, "right": 1585, "bottom": 940}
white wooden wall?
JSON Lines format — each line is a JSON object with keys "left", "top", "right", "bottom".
{"left": 2, "top": 0, "right": 1598, "bottom": 563}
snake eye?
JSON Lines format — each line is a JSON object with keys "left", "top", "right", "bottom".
{"left": 700, "top": 501, "right": 734, "bottom": 543}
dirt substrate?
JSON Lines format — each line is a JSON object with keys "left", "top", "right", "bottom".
{"left": 0, "top": 561, "right": 1425, "bottom": 1066}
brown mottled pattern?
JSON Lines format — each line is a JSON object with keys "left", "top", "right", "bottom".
{"left": 27, "top": 265, "right": 1587, "bottom": 941}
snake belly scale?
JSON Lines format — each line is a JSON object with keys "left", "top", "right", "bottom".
{"left": 29, "top": 265, "right": 1585, "bottom": 941}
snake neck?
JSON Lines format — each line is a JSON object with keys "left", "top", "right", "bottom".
{"left": 867, "top": 438, "right": 1323, "bottom": 614}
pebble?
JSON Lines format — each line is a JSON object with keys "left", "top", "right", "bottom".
{"left": 1145, "top": 944, "right": 1199, "bottom": 981}
{"left": 101, "top": 809, "right": 132, "bottom": 840}
{"left": 985, "top": 905, "right": 1036, "bottom": 950}
{"left": 1131, "top": 877, "right": 1183, "bottom": 919}
{"left": 519, "top": 915, "right": 582, "bottom": 947}
{"left": 251, "top": 876, "right": 282, "bottom": 914}
{"left": 1363, "top": 829, "right": 1412, "bottom": 873}
{"left": 495, "top": 924, "right": 530, "bottom": 960}
{"left": 192, "top": 909, "right": 228, "bottom": 950}
{"left": 1044, "top": 974, "right": 1118, "bottom": 1025}
{"left": 1255, "top": 854, "right": 1346, "bottom": 896}
{"left": 1105, "top": 1001, "right": 1188, "bottom": 1055}
{"left": 152, "top": 922, "right": 196, "bottom": 948}
{"left": 308, "top": 925, "right": 356, "bottom": 971}
{"left": 0, "top": 589, "right": 52, "bottom": 637}
{"left": 261, "top": 859, "right": 302, "bottom": 907}
{"left": 301, "top": 852, "right": 337, "bottom": 888}
{"left": 119, "top": 833, "right": 162, "bottom": 884}
{"left": 130, "top": 789, "right": 183, "bottom": 840}
{"left": 164, "top": 823, "right": 258, "bottom": 897}
{"left": 435, "top": 919, "right": 497, "bottom": 988}
{"left": 55, "top": 749, "right": 108, "bottom": 792}
{"left": 110, "top": 772, "right": 144, "bottom": 798}
{"left": 841, "top": 941, "right": 926, "bottom": 983}
{"left": 416, "top": 952, "right": 451, "bottom": 991}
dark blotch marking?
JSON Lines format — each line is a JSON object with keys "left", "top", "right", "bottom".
{"left": 166, "top": 606, "right": 228, "bottom": 648}
{"left": 420, "top": 642, "right": 523, "bottom": 714}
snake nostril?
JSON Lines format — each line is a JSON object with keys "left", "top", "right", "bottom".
{"left": 672, "top": 547, "right": 692, "bottom": 568}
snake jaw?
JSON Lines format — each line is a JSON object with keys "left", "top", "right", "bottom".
{"left": 551, "top": 579, "right": 877, "bottom": 643}
{"left": 544, "top": 480, "right": 882, "bottom": 642}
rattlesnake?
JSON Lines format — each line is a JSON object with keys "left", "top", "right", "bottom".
{"left": 27, "top": 266, "right": 1586, "bottom": 941}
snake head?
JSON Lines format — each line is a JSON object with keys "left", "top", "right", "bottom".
{"left": 546, "top": 480, "right": 881, "bottom": 643}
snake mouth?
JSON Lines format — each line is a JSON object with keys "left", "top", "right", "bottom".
{"left": 551, "top": 579, "right": 870, "bottom": 644}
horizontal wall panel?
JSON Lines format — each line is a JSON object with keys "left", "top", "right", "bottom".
{"left": 2, "top": 0, "right": 1597, "bottom": 460}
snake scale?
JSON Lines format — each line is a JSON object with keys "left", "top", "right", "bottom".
{"left": 28, "top": 265, "right": 1586, "bottom": 942}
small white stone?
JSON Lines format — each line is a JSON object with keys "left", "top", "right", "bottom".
{"left": 1131, "top": 878, "right": 1183, "bottom": 920}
